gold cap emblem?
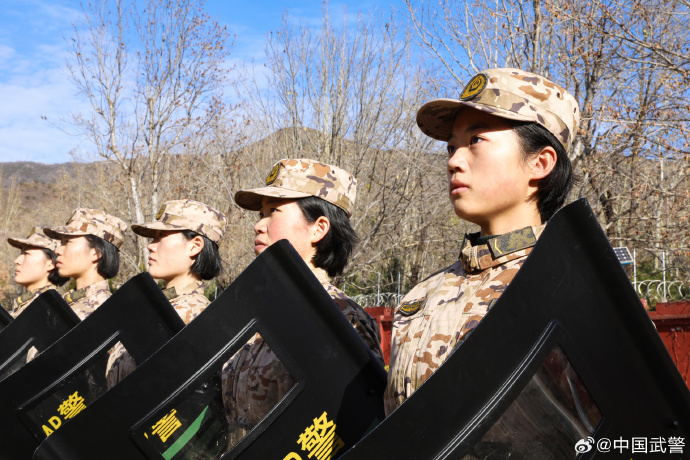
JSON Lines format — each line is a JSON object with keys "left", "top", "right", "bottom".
{"left": 265, "top": 163, "right": 281, "bottom": 185}
{"left": 155, "top": 205, "right": 166, "bottom": 220}
{"left": 460, "top": 73, "right": 488, "bottom": 100}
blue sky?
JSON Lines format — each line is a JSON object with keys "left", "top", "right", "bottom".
{"left": 0, "top": 0, "right": 392, "bottom": 164}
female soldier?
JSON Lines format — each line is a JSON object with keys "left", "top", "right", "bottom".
{"left": 7, "top": 227, "right": 69, "bottom": 317}
{"left": 44, "top": 208, "right": 127, "bottom": 319}
{"left": 222, "top": 159, "right": 384, "bottom": 444}
{"left": 105, "top": 199, "right": 227, "bottom": 387}
{"left": 384, "top": 68, "right": 580, "bottom": 414}
{"left": 130, "top": 199, "right": 226, "bottom": 323}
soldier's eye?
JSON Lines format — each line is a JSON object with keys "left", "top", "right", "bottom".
{"left": 447, "top": 145, "right": 457, "bottom": 156}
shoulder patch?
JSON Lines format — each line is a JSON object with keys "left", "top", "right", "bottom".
{"left": 398, "top": 297, "right": 427, "bottom": 317}
{"left": 460, "top": 73, "right": 488, "bottom": 100}
{"left": 265, "top": 163, "right": 281, "bottom": 185}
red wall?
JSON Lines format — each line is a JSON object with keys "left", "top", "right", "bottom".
{"left": 648, "top": 301, "right": 690, "bottom": 389}
{"left": 364, "top": 306, "right": 393, "bottom": 368}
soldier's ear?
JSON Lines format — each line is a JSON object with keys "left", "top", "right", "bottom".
{"left": 45, "top": 256, "right": 55, "bottom": 272}
{"left": 310, "top": 216, "right": 330, "bottom": 246}
{"left": 90, "top": 245, "right": 102, "bottom": 264}
{"left": 188, "top": 235, "right": 204, "bottom": 258}
{"left": 528, "top": 145, "right": 557, "bottom": 182}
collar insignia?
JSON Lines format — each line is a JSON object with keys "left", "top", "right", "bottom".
{"left": 18, "top": 291, "right": 34, "bottom": 305}
{"left": 163, "top": 286, "right": 178, "bottom": 300}
{"left": 64, "top": 289, "right": 87, "bottom": 305}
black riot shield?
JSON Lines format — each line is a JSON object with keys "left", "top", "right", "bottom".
{"left": 335, "top": 198, "right": 690, "bottom": 460}
{"left": 0, "top": 273, "right": 185, "bottom": 460}
{"left": 0, "top": 290, "right": 79, "bottom": 382}
{"left": 0, "top": 305, "right": 12, "bottom": 330}
{"left": 33, "top": 240, "right": 386, "bottom": 460}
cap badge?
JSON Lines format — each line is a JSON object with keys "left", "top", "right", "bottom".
{"left": 155, "top": 205, "right": 166, "bottom": 220}
{"left": 265, "top": 163, "right": 281, "bottom": 185}
{"left": 460, "top": 73, "right": 487, "bottom": 100}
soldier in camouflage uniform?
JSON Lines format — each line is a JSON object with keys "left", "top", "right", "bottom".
{"left": 385, "top": 68, "right": 580, "bottom": 414}
{"left": 7, "top": 227, "right": 69, "bottom": 317}
{"left": 222, "top": 159, "right": 384, "bottom": 446}
{"left": 105, "top": 199, "right": 227, "bottom": 388}
{"left": 44, "top": 208, "right": 127, "bottom": 320}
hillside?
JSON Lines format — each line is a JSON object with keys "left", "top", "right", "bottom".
{"left": 0, "top": 161, "right": 77, "bottom": 185}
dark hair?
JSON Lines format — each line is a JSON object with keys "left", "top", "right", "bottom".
{"left": 181, "top": 230, "right": 222, "bottom": 280}
{"left": 512, "top": 121, "right": 574, "bottom": 222}
{"left": 296, "top": 196, "right": 359, "bottom": 277}
{"left": 41, "top": 248, "right": 70, "bottom": 286}
{"left": 85, "top": 234, "right": 120, "bottom": 279}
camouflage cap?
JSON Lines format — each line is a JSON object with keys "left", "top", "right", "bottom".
{"left": 131, "top": 199, "right": 227, "bottom": 244}
{"left": 234, "top": 159, "right": 357, "bottom": 217}
{"left": 416, "top": 68, "right": 580, "bottom": 150}
{"left": 7, "top": 227, "right": 60, "bottom": 252}
{"left": 44, "top": 208, "right": 128, "bottom": 250}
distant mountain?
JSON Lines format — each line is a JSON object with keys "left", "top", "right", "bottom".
{"left": 0, "top": 161, "right": 78, "bottom": 185}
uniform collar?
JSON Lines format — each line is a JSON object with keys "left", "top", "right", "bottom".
{"left": 311, "top": 266, "right": 331, "bottom": 285}
{"left": 64, "top": 279, "right": 110, "bottom": 305}
{"left": 162, "top": 280, "right": 204, "bottom": 300}
{"left": 17, "top": 285, "right": 54, "bottom": 307}
{"left": 460, "top": 225, "right": 545, "bottom": 272}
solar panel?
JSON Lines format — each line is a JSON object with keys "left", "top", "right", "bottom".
{"left": 614, "top": 246, "right": 633, "bottom": 265}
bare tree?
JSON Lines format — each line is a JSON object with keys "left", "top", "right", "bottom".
{"left": 236, "top": 7, "right": 461, "bottom": 293}
{"left": 65, "top": 0, "right": 233, "bottom": 268}
{"left": 405, "top": 0, "right": 690, "bottom": 282}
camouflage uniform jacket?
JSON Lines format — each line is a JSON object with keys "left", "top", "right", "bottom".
{"left": 164, "top": 280, "right": 209, "bottom": 325}
{"left": 11, "top": 284, "right": 57, "bottom": 318}
{"left": 63, "top": 279, "right": 111, "bottom": 320}
{"left": 221, "top": 267, "right": 384, "bottom": 446}
{"left": 105, "top": 280, "right": 209, "bottom": 389}
{"left": 384, "top": 225, "right": 544, "bottom": 415}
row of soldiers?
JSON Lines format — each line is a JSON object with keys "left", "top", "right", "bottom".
{"left": 6, "top": 67, "right": 581, "bottom": 446}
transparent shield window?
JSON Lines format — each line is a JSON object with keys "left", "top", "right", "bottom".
{"left": 468, "top": 345, "right": 602, "bottom": 460}
{"left": 19, "top": 344, "right": 111, "bottom": 440}
{"left": 0, "top": 344, "right": 37, "bottom": 382}
{"left": 134, "top": 333, "right": 296, "bottom": 460}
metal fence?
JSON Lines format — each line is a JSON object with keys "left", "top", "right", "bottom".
{"left": 635, "top": 280, "right": 690, "bottom": 303}
{"left": 351, "top": 293, "right": 402, "bottom": 308}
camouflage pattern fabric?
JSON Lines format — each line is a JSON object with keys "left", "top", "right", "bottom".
{"left": 105, "top": 280, "right": 210, "bottom": 389}
{"left": 163, "top": 280, "right": 210, "bottom": 324}
{"left": 384, "top": 225, "right": 544, "bottom": 415}
{"left": 234, "top": 159, "right": 357, "bottom": 217}
{"left": 131, "top": 200, "right": 227, "bottom": 244}
{"left": 7, "top": 227, "right": 60, "bottom": 252}
{"left": 104, "top": 341, "right": 133, "bottom": 390}
{"left": 10, "top": 284, "right": 57, "bottom": 318}
{"left": 416, "top": 68, "right": 580, "bottom": 150}
{"left": 63, "top": 279, "right": 111, "bottom": 320}
{"left": 221, "top": 267, "right": 384, "bottom": 447}
{"left": 44, "top": 208, "right": 128, "bottom": 249}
